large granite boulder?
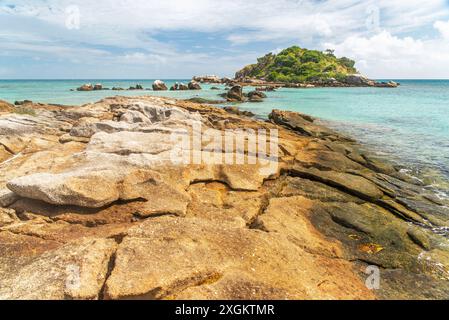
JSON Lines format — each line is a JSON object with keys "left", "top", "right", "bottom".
{"left": 129, "top": 84, "right": 144, "bottom": 90}
{"left": 77, "top": 84, "right": 94, "bottom": 91}
{"left": 344, "top": 74, "right": 375, "bottom": 86}
{"left": 93, "top": 84, "right": 103, "bottom": 91}
{"left": 188, "top": 80, "right": 202, "bottom": 90}
{"left": 170, "top": 82, "right": 189, "bottom": 91}
{"left": 152, "top": 80, "right": 168, "bottom": 91}
{"left": 6, "top": 167, "right": 190, "bottom": 211}
{"left": 247, "top": 90, "right": 266, "bottom": 102}
{"left": 226, "top": 85, "right": 244, "bottom": 102}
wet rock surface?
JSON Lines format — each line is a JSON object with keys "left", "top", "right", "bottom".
{"left": 0, "top": 96, "right": 448, "bottom": 300}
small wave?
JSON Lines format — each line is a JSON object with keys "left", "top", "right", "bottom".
{"left": 431, "top": 226, "right": 449, "bottom": 238}
{"left": 431, "top": 189, "right": 449, "bottom": 201}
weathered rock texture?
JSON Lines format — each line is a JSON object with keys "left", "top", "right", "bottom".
{"left": 0, "top": 96, "right": 448, "bottom": 300}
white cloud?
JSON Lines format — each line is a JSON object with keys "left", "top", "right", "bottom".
{"left": 326, "top": 31, "right": 449, "bottom": 79}
{"left": 434, "top": 20, "right": 449, "bottom": 39}
{"left": 2, "top": 0, "right": 448, "bottom": 45}
{"left": 119, "top": 53, "right": 168, "bottom": 65}
{"left": 1, "top": 0, "right": 449, "bottom": 78}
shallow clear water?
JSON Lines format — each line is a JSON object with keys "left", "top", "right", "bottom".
{"left": 1, "top": 79, "right": 448, "bottom": 197}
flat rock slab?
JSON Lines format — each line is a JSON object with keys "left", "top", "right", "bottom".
{"left": 104, "top": 216, "right": 374, "bottom": 300}
{"left": 0, "top": 238, "right": 117, "bottom": 300}
{"left": 290, "top": 166, "right": 384, "bottom": 201}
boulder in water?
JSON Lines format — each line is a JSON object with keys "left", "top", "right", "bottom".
{"left": 226, "top": 85, "right": 244, "bottom": 102}
{"left": 152, "top": 80, "right": 168, "bottom": 91}
{"left": 188, "top": 80, "right": 202, "bottom": 90}
{"left": 170, "top": 82, "right": 189, "bottom": 91}
{"left": 77, "top": 84, "right": 94, "bottom": 91}
{"left": 93, "top": 84, "right": 103, "bottom": 91}
{"left": 247, "top": 90, "right": 267, "bottom": 102}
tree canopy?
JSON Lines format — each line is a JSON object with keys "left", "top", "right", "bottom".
{"left": 235, "top": 46, "right": 358, "bottom": 83}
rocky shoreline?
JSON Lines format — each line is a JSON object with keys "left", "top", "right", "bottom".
{"left": 71, "top": 74, "right": 399, "bottom": 94}
{"left": 0, "top": 96, "right": 448, "bottom": 300}
{"left": 195, "top": 74, "right": 399, "bottom": 88}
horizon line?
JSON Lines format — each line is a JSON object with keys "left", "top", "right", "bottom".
{"left": 1, "top": 78, "right": 449, "bottom": 81}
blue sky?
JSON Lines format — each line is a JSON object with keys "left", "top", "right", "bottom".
{"left": 1, "top": 0, "right": 449, "bottom": 79}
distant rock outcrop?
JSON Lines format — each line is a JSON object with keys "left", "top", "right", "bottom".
{"left": 93, "top": 84, "right": 103, "bottom": 91}
{"left": 226, "top": 85, "right": 244, "bottom": 102}
{"left": 192, "top": 75, "right": 221, "bottom": 83}
{"left": 152, "top": 80, "right": 168, "bottom": 91}
{"left": 77, "top": 84, "right": 94, "bottom": 91}
{"left": 256, "top": 86, "right": 277, "bottom": 92}
{"left": 170, "top": 82, "right": 189, "bottom": 91}
{"left": 188, "top": 80, "right": 202, "bottom": 90}
{"left": 129, "top": 84, "right": 144, "bottom": 90}
{"left": 247, "top": 90, "right": 267, "bottom": 102}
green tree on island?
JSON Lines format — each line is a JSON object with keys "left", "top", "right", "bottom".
{"left": 235, "top": 46, "right": 358, "bottom": 83}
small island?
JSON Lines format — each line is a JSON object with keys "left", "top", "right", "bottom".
{"left": 232, "top": 46, "right": 399, "bottom": 88}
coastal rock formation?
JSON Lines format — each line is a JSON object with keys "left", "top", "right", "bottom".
{"left": 375, "top": 81, "right": 399, "bottom": 88}
{"left": 188, "top": 80, "right": 202, "bottom": 90}
{"left": 223, "top": 106, "right": 255, "bottom": 117}
{"left": 129, "top": 84, "right": 144, "bottom": 90}
{"left": 14, "top": 100, "right": 33, "bottom": 106}
{"left": 343, "top": 74, "right": 375, "bottom": 87}
{"left": 152, "top": 80, "right": 168, "bottom": 91}
{"left": 192, "top": 75, "right": 221, "bottom": 83}
{"left": 0, "top": 100, "right": 13, "bottom": 113}
{"left": 0, "top": 96, "right": 448, "bottom": 300}
{"left": 340, "top": 75, "right": 398, "bottom": 88}
{"left": 170, "top": 82, "right": 189, "bottom": 91}
{"left": 226, "top": 85, "right": 244, "bottom": 102}
{"left": 256, "top": 86, "right": 277, "bottom": 92}
{"left": 247, "top": 91, "right": 267, "bottom": 102}
{"left": 77, "top": 84, "right": 94, "bottom": 91}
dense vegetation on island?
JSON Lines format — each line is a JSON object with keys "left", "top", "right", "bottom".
{"left": 235, "top": 46, "right": 358, "bottom": 83}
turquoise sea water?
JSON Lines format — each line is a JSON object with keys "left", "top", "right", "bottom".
{"left": 1, "top": 79, "right": 448, "bottom": 198}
